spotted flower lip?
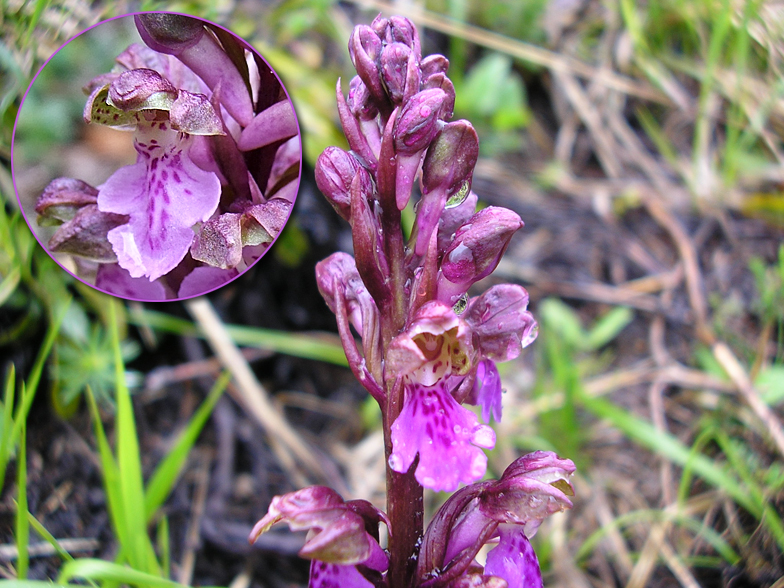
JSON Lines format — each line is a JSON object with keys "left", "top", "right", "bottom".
{"left": 97, "top": 120, "right": 221, "bottom": 281}
{"left": 389, "top": 381, "right": 496, "bottom": 492}
{"left": 387, "top": 301, "right": 472, "bottom": 386}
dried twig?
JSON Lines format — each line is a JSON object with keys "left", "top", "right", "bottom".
{"left": 185, "top": 297, "right": 328, "bottom": 486}
{"left": 178, "top": 449, "right": 212, "bottom": 586}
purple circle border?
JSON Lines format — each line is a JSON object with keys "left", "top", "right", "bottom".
{"left": 11, "top": 10, "right": 303, "bottom": 303}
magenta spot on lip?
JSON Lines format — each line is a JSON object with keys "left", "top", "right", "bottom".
{"left": 184, "top": 188, "right": 192, "bottom": 195}
{"left": 172, "top": 171, "right": 181, "bottom": 183}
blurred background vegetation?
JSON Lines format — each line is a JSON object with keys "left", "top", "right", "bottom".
{"left": 1, "top": 0, "right": 783, "bottom": 587}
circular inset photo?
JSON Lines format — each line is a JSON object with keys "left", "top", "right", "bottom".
{"left": 13, "top": 12, "right": 301, "bottom": 301}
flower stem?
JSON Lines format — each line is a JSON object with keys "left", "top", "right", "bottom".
{"left": 385, "top": 377, "right": 423, "bottom": 588}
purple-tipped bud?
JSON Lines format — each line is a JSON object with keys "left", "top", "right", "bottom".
{"left": 137, "top": 14, "right": 254, "bottom": 126}
{"left": 315, "top": 147, "right": 364, "bottom": 221}
{"left": 437, "top": 207, "right": 523, "bottom": 304}
{"left": 415, "top": 120, "right": 479, "bottom": 256}
{"left": 134, "top": 13, "right": 204, "bottom": 55}
{"left": 370, "top": 14, "right": 390, "bottom": 38}
{"left": 437, "top": 189, "right": 478, "bottom": 253}
{"left": 464, "top": 284, "right": 538, "bottom": 362}
{"left": 337, "top": 79, "right": 377, "bottom": 170}
{"left": 350, "top": 173, "right": 390, "bottom": 307}
{"left": 348, "top": 25, "right": 386, "bottom": 106}
{"left": 422, "top": 120, "right": 478, "bottom": 196}
{"left": 389, "top": 16, "right": 421, "bottom": 61}
{"left": 36, "top": 177, "right": 98, "bottom": 224}
{"left": 347, "top": 76, "right": 379, "bottom": 121}
{"left": 47, "top": 204, "right": 127, "bottom": 262}
{"left": 393, "top": 88, "right": 446, "bottom": 154}
{"left": 380, "top": 42, "right": 411, "bottom": 104}
{"left": 421, "top": 72, "right": 456, "bottom": 120}
{"left": 107, "top": 68, "right": 177, "bottom": 111}
{"left": 420, "top": 54, "right": 450, "bottom": 79}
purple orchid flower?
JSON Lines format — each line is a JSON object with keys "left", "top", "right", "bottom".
{"left": 250, "top": 14, "right": 574, "bottom": 588}
{"left": 34, "top": 13, "right": 300, "bottom": 299}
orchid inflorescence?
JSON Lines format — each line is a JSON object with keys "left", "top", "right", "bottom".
{"left": 250, "top": 14, "right": 575, "bottom": 588}
{"left": 34, "top": 13, "right": 299, "bottom": 300}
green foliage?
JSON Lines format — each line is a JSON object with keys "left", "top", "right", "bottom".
{"left": 749, "top": 244, "right": 784, "bottom": 363}
{"left": 81, "top": 301, "right": 229, "bottom": 574}
{"left": 453, "top": 53, "right": 530, "bottom": 155}
{"left": 133, "top": 307, "right": 348, "bottom": 366}
{"left": 52, "top": 305, "right": 141, "bottom": 413}
{"left": 534, "top": 299, "right": 634, "bottom": 464}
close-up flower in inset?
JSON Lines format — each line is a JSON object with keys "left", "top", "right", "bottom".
{"left": 14, "top": 12, "right": 301, "bottom": 300}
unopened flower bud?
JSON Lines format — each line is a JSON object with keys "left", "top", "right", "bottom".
{"left": 347, "top": 76, "right": 378, "bottom": 121}
{"left": 315, "top": 147, "right": 363, "bottom": 221}
{"left": 47, "top": 204, "right": 127, "bottom": 263}
{"left": 137, "top": 14, "right": 253, "bottom": 126}
{"left": 348, "top": 25, "right": 386, "bottom": 105}
{"left": 421, "top": 72, "right": 456, "bottom": 120}
{"left": 35, "top": 177, "right": 98, "bottom": 224}
{"left": 393, "top": 88, "right": 446, "bottom": 154}
{"left": 422, "top": 119, "right": 478, "bottom": 195}
{"left": 388, "top": 16, "right": 421, "bottom": 60}
{"left": 438, "top": 207, "right": 523, "bottom": 303}
{"left": 134, "top": 13, "right": 204, "bottom": 55}
{"left": 415, "top": 120, "right": 478, "bottom": 255}
{"left": 370, "top": 14, "right": 390, "bottom": 38}
{"left": 420, "top": 54, "right": 449, "bottom": 79}
{"left": 380, "top": 42, "right": 411, "bottom": 104}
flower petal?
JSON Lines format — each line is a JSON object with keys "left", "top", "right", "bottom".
{"left": 470, "top": 359, "right": 502, "bottom": 424}
{"left": 95, "top": 263, "right": 168, "bottom": 300}
{"left": 389, "top": 381, "right": 495, "bottom": 492}
{"left": 484, "top": 526, "right": 542, "bottom": 588}
{"left": 98, "top": 122, "right": 221, "bottom": 281}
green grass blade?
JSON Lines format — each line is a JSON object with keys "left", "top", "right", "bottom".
{"left": 58, "top": 559, "right": 187, "bottom": 588}
{"left": 109, "top": 299, "right": 157, "bottom": 574}
{"left": 0, "top": 265, "right": 21, "bottom": 306}
{"left": 25, "top": 510, "right": 74, "bottom": 563}
{"left": 0, "top": 365, "right": 16, "bottom": 486}
{"left": 582, "top": 396, "right": 752, "bottom": 511}
{"left": 131, "top": 309, "right": 348, "bottom": 366}
{"left": 15, "top": 414, "right": 28, "bottom": 579}
{"left": 157, "top": 515, "right": 170, "bottom": 579}
{"left": 0, "top": 582, "right": 72, "bottom": 588}
{"left": 575, "top": 507, "right": 740, "bottom": 565}
{"left": 144, "top": 370, "right": 231, "bottom": 521}
{"left": 0, "top": 297, "right": 71, "bottom": 486}
{"left": 86, "top": 387, "right": 128, "bottom": 559}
